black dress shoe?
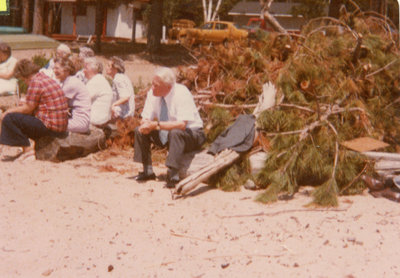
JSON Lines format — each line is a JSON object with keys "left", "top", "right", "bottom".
{"left": 134, "top": 172, "right": 156, "bottom": 181}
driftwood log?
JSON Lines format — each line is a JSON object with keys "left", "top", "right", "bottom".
{"left": 175, "top": 149, "right": 240, "bottom": 195}
{"left": 362, "top": 151, "right": 400, "bottom": 161}
{"left": 375, "top": 161, "right": 400, "bottom": 171}
{"left": 178, "top": 149, "right": 214, "bottom": 179}
{"left": 35, "top": 126, "right": 106, "bottom": 162}
{"left": 361, "top": 151, "right": 400, "bottom": 178}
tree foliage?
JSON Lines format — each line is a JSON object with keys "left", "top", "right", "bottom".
{"left": 177, "top": 9, "right": 400, "bottom": 206}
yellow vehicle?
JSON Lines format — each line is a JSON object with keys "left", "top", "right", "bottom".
{"left": 168, "top": 19, "right": 196, "bottom": 41}
{"left": 179, "top": 21, "right": 248, "bottom": 46}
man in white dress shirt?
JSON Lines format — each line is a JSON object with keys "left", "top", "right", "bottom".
{"left": 134, "top": 67, "right": 205, "bottom": 188}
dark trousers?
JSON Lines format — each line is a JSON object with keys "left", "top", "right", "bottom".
{"left": 134, "top": 127, "right": 206, "bottom": 169}
{"left": 0, "top": 112, "right": 64, "bottom": 147}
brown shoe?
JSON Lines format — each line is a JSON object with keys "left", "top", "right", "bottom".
{"left": 361, "top": 175, "right": 385, "bottom": 191}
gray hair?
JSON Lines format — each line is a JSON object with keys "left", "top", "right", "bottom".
{"left": 79, "top": 47, "right": 94, "bottom": 59}
{"left": 154, "top": 67, "right": 176, "bottom": 86}
{"left": 84, "top": 57, "right": 103, "bottom": 73}
{"left": 110, "top": 56, "right": 125, "bottom": 73}
{"left": 57, "top": 43, "right": 71, "bottom": 55}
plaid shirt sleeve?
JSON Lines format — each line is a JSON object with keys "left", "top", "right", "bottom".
{"left": 25, "top": 77, "right": 42, "bottom": 107}
{"left": 24, "top": 72, "right": 69, "bottom": 132}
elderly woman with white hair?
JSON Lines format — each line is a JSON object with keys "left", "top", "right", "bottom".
{"left": 133, "top": 67, "right": 205, "bottom": 188}
{"left": 83, "top": 57, "right": 113, "bottom": 127}
{"left": 41, "top": 43, "right": 71, "bottom": 81}
{"left": 74, "top": 46, "right": 95, "bottom": 84}
{"left": 53, "top": 57, "right": 91, "bottom": 133}
{"left": 106, "top": 56, "right": 135, "bottom": 119}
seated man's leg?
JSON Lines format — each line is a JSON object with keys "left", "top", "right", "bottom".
{"left": 133, "top": 127, "right": 161, "bottom": 179}
{"left": 0, "top": 113, "right": 50, "bottom": 147}
{"left": 166, "top": 128, "right": 205, "bottom": 185}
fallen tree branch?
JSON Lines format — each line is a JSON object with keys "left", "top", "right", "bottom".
{"left": 175, "top": 149, "right": 240, "bottom": 195}
{"left": 305, "top": 17, "right": 358, "bottom": 40}
{"left": 340, "top": 163, "right": 368, "bottom": 194}
{"left": 201, "top": 101, "right": 257, "bottom": 109}
{"left": 366, "top": 60, "right": 398, "bottom": 78}
{"left": 261, "top": 129, "right": 309, "bottom": 137}
{"left": 196, "top": 89, "right": 225, "bottom": 96}
{"left": 262, "top": 105, "right": 364, "bottom": 138}
{"left": 278, "top": 103, "right": 315, "bottom": 113}
{"left": 194, "top": 95, "right": 213, "bottom": 99}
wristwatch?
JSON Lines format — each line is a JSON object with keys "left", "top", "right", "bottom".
{"left": 156, "top": 120, "right": 161, "bottom": 130}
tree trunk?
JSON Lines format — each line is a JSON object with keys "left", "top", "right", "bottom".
{"left": 131, "top": 8, "right": 138, "bottom": 43}
{"left": 263, "top": 10, "right": 287, "bottom": 33}
{"left": 259, "top": 0, "right": 287, "bottom": 34}
{"left": 95, "top": 0, "right": 104, "bottom": 53}
{"left": 370, "top": 0, "right": 386, "bottom": 15}
{"left": 48, "top": 4, "right": 54, "bottom": 35}
{"left": 211, "top": 0, "right": 222, "bottom": 21}
{"left": 202, "top": 0, "right": 207, "bottom": 22}
{"left": 147, "top": 0, "right": 163, "bottom": 54}
{"left": 328, "top": 0, "right": 343, "bottom": 18}
{"left": 21, "top": 0, "right": 30, "bottom": 32}
{"left": 32, "top": 0, "right": 44, "bottom": 34}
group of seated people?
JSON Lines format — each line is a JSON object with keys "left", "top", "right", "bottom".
{"left": 0, "top": 43, "right": 135, "bottom": 159}
{"left": 0, "top": 42, "right": 205, "bottom": 188}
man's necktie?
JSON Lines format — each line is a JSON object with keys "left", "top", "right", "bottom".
{"left": 159, "top": 97, "right": 169, "bottom": 145}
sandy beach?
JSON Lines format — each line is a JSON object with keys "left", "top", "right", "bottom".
{"left": 1, "top": 151, "right": 399, "bottom": 277}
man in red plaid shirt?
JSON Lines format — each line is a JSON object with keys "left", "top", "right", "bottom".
{"left": 0, "top": 59, "right": 68, "bottom": 161}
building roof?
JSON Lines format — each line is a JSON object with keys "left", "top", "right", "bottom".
{"left": 229, "top": 1, "right": 300, "bottom": 17}
{"left": 0, "top": 34, "right": 59, "bottom": 50}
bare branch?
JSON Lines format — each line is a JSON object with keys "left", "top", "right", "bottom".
{"left": 278, "top": 103, "right": 315, "bottom": 113}
{"left": 202, "top": 101, "right": 257, "bottom": 109}
{"left": 366, "top": 60, "right": 398, "bottom": 78}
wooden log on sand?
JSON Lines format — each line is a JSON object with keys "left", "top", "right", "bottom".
{"left": 175, "top": 149, "right": 240, "bottom": 196}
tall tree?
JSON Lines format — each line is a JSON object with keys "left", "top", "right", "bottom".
{"left": 32, "top": 0, "right": 44, "bottom": 34}
{"left": 147, "top": 0, "right": 164, "bottom": 54}
{"left": 21, "top": 0, "right": 30, "bottom": 32}
{"left": 94, "top": 0, "right": 104, "bottom": 53}
{"left": 202, "top": 0, "right": 223, "bottom": 22}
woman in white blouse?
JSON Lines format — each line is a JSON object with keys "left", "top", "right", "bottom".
{"left": 83, "top": 57, "right": 113, "bottom": 127}
{"left": 106, "top": 56, "right": 135, "bottom": 119}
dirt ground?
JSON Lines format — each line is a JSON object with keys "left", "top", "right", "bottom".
{"left": 1, "top": 44, "right": 400, "bottom": 278}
